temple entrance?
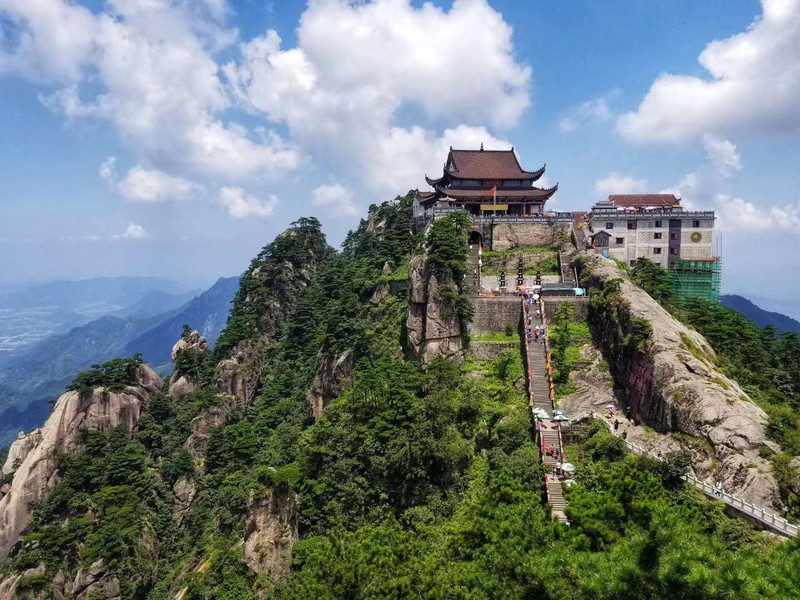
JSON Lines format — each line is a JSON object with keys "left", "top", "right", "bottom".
{"left": 468, "top": 231, "right": 483, "bottom": 246}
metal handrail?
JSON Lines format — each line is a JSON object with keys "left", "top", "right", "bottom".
{"left": 624, "top": 441, "right": 798, "bottom": 538}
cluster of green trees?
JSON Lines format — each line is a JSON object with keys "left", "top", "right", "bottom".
{"left": 66, "top": 354, "right": 144, "bottom": 395}
{"left": 548, "top": 301, "right": 591, "bottom": 396}
{"left": 11, "top": 209, "right": 800, "bottom": 598}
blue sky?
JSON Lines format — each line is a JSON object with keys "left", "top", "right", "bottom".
{"left": 1, "top": 0, "right": 798, "bottom": 298}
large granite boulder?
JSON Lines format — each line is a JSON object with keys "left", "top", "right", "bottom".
{"left": 578, "top": 253, "right": 778, "bottom": 506}
{"left": 0, "top": 365, "right": 163, "bottom": 560}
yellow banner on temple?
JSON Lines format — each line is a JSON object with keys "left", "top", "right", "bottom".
{"left": 481, "top": 204, "right": 508, "bottom": 211}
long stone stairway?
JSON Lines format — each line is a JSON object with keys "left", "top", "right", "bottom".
{"left": 467, "top": 244, "right": 481, "bottom": 292}
{"left": 523, "top": 300, "right": 568, "bottom": 522}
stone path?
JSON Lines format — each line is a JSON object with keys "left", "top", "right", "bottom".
{"left": 523, "top": 298, "right": 568, "bottom": 522}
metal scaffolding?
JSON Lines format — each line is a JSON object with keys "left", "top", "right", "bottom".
{"left": 670, "top": 258, "right": 721, "bottom": 305}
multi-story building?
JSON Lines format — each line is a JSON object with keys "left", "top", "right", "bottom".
{"left": 589, "top": 194, "right": 720, "bottom": 303}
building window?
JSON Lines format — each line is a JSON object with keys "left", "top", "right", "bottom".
{"left": 655, "top": 220, "right": 662, "bottom": 228}
{"left": 670, "top": 247, "right": 677, "bottom": 255}
{"left": 627, "top": 221, "right": 637, "bottom": 230}
{"left": 615, "top": 237, "right": 624, "bottom": 244}
{"left": 654, "top": 232, "right": 662, "bottom": 239}
{"left": 653, "top": 247, "right": 662, "bottom": 254}
{"left": 670, "top": 232, "right": 678, "bottom": 240}
{"left": 692, "top": 220, "right": 700, "bottom": 228}
{"left": 606, "top": 222, "right": 614, "bottom": 229}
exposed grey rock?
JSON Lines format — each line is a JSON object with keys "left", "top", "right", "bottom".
{"left": 406, "top": 255, "right": 465, "bottom": 367}
{"left": 579, "top": 253, "right": 779, "bottom": 507}
{"left": 169, "top": 331, "right": 208, "bottom": 403}
{"left": 216, "top": 341, "right": 259, "bottom": 405}
{"left": 2, "top": 430, "right": 42, "bottom": 477}
{"left": 0, "top": 366, "right": 163, "bottom": 560}
{"left": 170, "top": 330, "right": 208, "bottom": 362}
{"left": 72, "top": 559, "right": 106, "bottom": 597}
{"left": 306, "top": 351, "right": 353, "bottom": 419}
{"left": 242, "top": 487, "right": 299, "bottom": 580}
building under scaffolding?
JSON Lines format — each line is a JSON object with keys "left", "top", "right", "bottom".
{"left": 671, "top": 258, "right": 721, "bottom": 305}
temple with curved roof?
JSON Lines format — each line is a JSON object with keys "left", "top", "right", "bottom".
{"left": 413, "top": 146, "right": 558, "bottom": 226}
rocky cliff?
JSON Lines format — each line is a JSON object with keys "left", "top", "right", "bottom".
{"left": 0, "top": 364, "right": 163, "bottom": 560}
{"left": 242, "top": 486, "right": 299, "bottom": 579}
{"left": 576, "top": 253, "right": 778, "bottom": 506}
{"left": 306, "top": 350, "right": 353, "bottom": 419}
{"left": 406, "top": 254, "right": 465, "bottom": 366}
{"left": 169, "top": 330, "right": 208, "bottom": 403}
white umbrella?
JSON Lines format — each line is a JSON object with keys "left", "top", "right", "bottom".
{"left": 553, "top": 409, "right": 565, "bottom": 415}
{"left": 560, "top": 463, "right": 576, "bottom": 473}
{"left": 532, "top": 294, "right": 540, "bottom": 301}
{"left": 552, "top": 415, "right": 569, "bottom": 422}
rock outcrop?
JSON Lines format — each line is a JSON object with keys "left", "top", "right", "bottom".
{"left": 169, "top": 331, "right": 208, "bottom": 403}
{"left": 216, "top": 341, "right": 259, "bottom": 405}
{"left": 577, "top": 253, "right": 778, "bottom": 506}
{"left": 0, "top": 364, "right": 163, "bottom": 560}
{"left": 306, "top": 351, "right": 353, "bottom": 419}
{"left": 406, "top": 255, "right": 465, "bottom": 366}
{"left": 72, "top": 559, "right": 120, "bottom": 599}
{"left": 2, "top": 430, "right": 42, "bottom": 477}
{"left": 242, "top": 487, "right": 299, "bottom": 580}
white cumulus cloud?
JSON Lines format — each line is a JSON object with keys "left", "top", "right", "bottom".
{"left": 224, "top": 0, "right": 528, "bottom": 192}
{"left": 312, "top": 184, "right": 358, "bottom": 217}
{"left": 217, "top": 187, "right": 277, "bottom": 218}
{"left": 618, "top": 0, "right": 800, "bottom": 142}
{"left": 114, "top": 222, "right": 149, "bottom": 240}
{"left": 593, "top": 172, "right": 648, "bottom": 198}
{"left": 2, "top": 0, "right": 300, "bottom": 183}
{"left": 117, "top": 166, "right": 201, "bottom": 203}
{"left": 661, "top": 136, "right": 800, "bottom": 233}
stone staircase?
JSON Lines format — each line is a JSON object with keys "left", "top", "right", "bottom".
{"left": 523, "top": 302, "right": 568, "bottom": 522}
{"left": 467, "top": 244, "right": 481, "bottom": 293}
{"left": 572, "top": 220, "right": 588, "bottom": 250}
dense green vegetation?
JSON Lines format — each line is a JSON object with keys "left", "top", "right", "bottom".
{"left": 66, "top": 355, "right": 145, "bottom": 395}
{"left": 10, "top": 212, "right": 800, "bottom": 598}
{"left": 549, "top": 302, "right": 592, "bottom": 397}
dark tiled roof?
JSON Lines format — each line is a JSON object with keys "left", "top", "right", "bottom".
{"left": 436, "top": 184, "right": 557, "bottom": 200}
{"left": 608, "top": 194, "right": 680, "bottom": 207}
{"left": 447, "top": 149, "right": 544, "bottom": 180}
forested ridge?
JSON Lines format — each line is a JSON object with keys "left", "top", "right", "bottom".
{"left": 2, "top": 200, "right": 800, "bottom": 599}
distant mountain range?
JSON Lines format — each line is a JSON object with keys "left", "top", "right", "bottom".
{"left": 124, "top": 276, "right": 240, "bottom": 367}
{"left": 0, "top": 277, "right": 198, "bottom": 357}
{"left": 0, "top": 277, "right": 238, "bottom": 446}
{"left": 721, "top": 295, "right": 800, "bottom": 334}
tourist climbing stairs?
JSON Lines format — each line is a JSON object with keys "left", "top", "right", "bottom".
{"left": 467, "top": 243, "right": 481, "bottom": 292}
{"left": 571, "top": 219, "right": 588, "bottom": 250}
{"left": 558, "top": 251, "right": 578, "bottom": 287}
{"left": 523, "top": 298, "right": 568, "bottom": 523}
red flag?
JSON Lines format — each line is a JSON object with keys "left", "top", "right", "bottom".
{"left": 488, "top": 186, "right": 496, "bottom": 197}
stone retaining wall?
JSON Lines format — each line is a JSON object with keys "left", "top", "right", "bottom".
{"left": 542, "top": 297, "right": 590, "bottom": 321}
{"left": 491, "top": 223, "right": 570, "bottom": 251}
{"left": 469, "top": 296, "right": 521, "bottom": 335}
{"left": 468, "top": 341, "right": 519, "bottom": 360}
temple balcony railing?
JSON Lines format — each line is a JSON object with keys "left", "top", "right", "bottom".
{"left": 430, "top": 207, "right": 575, "bottom": 224}
{"left": 590, "top": 209, "right": 716, "bottom": 220}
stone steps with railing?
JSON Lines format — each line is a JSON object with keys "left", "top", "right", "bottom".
{"left": 624, "top": 441, "right": 798, "bottom": 538}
